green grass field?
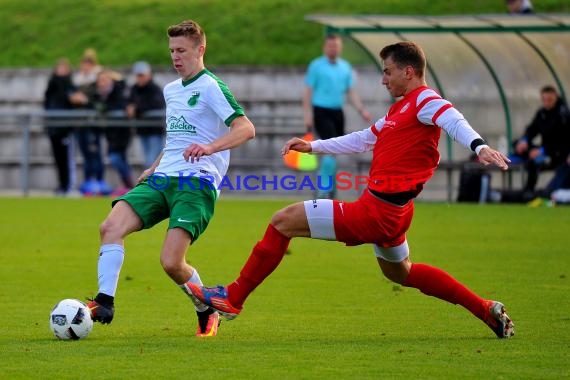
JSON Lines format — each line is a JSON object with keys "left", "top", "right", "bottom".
{"left": 1, "top": 0, "right": 569, "bottom": 67}
{"left": 0, "top": 198, "right": 568, "bottom": 379}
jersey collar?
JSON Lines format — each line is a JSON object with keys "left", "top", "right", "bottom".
{"left": 182, "top": 69, "right": 207, "bottom": 87}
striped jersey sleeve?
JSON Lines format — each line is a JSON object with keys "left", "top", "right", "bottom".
{"left": 311, "top": 126, "right": 377, "bottom": 154}
{"left": 416, "top": 89, "right": 483, "bottom": 150}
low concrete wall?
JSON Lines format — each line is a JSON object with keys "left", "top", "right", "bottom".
{"left": 0, "top": 65, "right": 523, "bottom": 200}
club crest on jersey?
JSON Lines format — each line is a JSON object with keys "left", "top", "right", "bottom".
{"left": 400, "top": 102, "right": 410, "bottom": 113}
{"left": 188, "top": 91, "right": 200, "bottom": 107}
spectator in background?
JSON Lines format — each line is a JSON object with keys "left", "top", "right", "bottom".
{"left": 126, "top": 61, "right": 166, "bottom": 168}
{"left": 506, "top": 0, "right": 534, "bottom": 14}
{"left": 511, "top": 85, "right": 570, "bottom": 196}
{"left": 73, "top": 48, "right": 102, "bottom": 88}
{"left": 69, "top": 48, "right": 111, "bottom": 195}
{"left": 89, "top": 70, "right": 133, "bottom": 195}
{"left": 303, "top": 34, "right": 372, "bottom": 199}
{"left": 43, "top": 58, "right": 76, "bottom": 196}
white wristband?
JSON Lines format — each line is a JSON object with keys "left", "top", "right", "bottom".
{"left": 475, "top": 144, "right": 490, "bottom": 155}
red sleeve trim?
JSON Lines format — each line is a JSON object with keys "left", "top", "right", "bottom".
{"left": 371, "top": 124, "right": 381, "bottom": 137}
{"left": 416, "top": 96, "right": 441, "bottom": 111}
{"left": 431, "top": 103, "right": 453, "bottom": 124}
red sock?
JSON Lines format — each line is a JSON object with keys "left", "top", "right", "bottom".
{"left": 403, "top": 263, "right": 486, "bottom": 320}
{"left": 227, "top": 224, "right": 291, "bottom": 308}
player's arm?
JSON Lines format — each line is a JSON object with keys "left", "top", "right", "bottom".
{"left": 183, "top": 115, "right": 255, "bottom": 163}
{"left": 438, "top": 110, "right": 509, "bottom": 170}
{"left": 418, "top": 97, "right": 510, "bottom": 170}
{"left": 282, "top": 122, "right": 380, "bottom": 156}
{"left": 311, "top": 126, "right": 377, "bottom": 154}
{"left": 211, "top": 115, "right": 255, "bottom": 151}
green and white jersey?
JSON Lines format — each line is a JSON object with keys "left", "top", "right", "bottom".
{"left": 156, "top": 69, "right": 245, "bottom": 190}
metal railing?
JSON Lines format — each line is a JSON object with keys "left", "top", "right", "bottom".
{"left": 0, "top": 109, "right": 165, "bottom": 195}
{"left": 0, "top": 109, "right": 306, "bottom": 196}
{"left": 3, "top": 109, "right": 518, "bottom": 201}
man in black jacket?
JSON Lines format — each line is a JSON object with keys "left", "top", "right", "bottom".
{"left": 44, "top": 58, "right": 76, "bottom": 195}
{"left": 513, "top": 85, "right": 570, "bottom": 195}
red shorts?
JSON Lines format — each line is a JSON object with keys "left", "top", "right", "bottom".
{"left": 333, "top": 190, "right": 414, "bottom": 248}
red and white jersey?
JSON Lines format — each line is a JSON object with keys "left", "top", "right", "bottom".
{"left": 311, "top": 85, "right": 483, "bottom": 194}
{"left": 369, "top": 85, "right": 442, "bottom": 193}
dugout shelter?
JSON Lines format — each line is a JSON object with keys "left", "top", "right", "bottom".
{"left": 307, "top": 14, "right": 570, "bottom": 162}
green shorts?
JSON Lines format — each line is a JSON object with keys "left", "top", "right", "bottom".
{"left": 112, "top": 176, "right": 217, "bottom": 243}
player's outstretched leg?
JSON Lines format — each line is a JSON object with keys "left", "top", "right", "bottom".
{"left": 376, "top": 243, "right": 514, "bottom": 339}
{"left": 188, "top": 220, "right": 293, "bottom": 320}
{"left": 400, "top": 262, "right": 515, "bottom": 338}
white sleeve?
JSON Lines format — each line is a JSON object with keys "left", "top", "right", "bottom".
{"left": 311, "top": 126, "right": 378, "bottom": 154}
{"left": 435, "top": 107, "right": 483, "bottom": 149}
{"left": 416, "top": 89, "right": 483, "bottom": 150}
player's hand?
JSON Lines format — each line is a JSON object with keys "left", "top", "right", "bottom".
{"left": 478, "top": 147, "right": 511, "bottom": 171}
{"left": 281, "top": 137, "right": 312, "bottom": 156}
{"left": 183, "top": 143, "right": 214, "bottom": 163}
{"left": 137, "top": 167, "right": 155, "bottom": 183}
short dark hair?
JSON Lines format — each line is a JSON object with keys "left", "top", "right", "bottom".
{"left": 379, "top": 41, "right": 426, "bottom": 78}
{"left": 540, "top": 85, "right": 558, "bottom": 95}
{"left": 167, "top": 20, "right": 206, "bottom": 46}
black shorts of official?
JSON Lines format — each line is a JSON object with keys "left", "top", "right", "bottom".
{"left": 313, "top": 106, "right": 345, "bottom": 139}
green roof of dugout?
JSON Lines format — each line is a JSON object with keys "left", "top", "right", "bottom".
{"left": 307, "top": 14, "right": 570, "bottom": 159}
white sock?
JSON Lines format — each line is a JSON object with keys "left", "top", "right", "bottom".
{"left": 98, "top": 244, "right": 125, "bottom": 297}
{"left": 179, "top": 269, "right": 208, "bottom": 312}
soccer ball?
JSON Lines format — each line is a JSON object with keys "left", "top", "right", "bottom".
{"left": 49, "top": 299, "right": 93, "bottom": 340}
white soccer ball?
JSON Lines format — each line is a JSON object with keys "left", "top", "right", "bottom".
{"left": 49, "top": 299, "right": 93, "bottom": 340}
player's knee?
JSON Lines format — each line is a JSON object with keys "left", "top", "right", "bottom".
{"left": 270, "top": 207, "right": 291, "bottom": 233}
{"left": 377, "top": 257, "right": 411, "bottom": 285}
{"left": 160, "top": 256, "right": 180, "bottom": 276}
{"left": 269, "top": 203, "right": 308, "bottom": 238}
{"left": 271, "top": 204, "right": 303, "bottom": 235}
{"left": 99, "top": 218, "right": 120, "bottom": 240}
